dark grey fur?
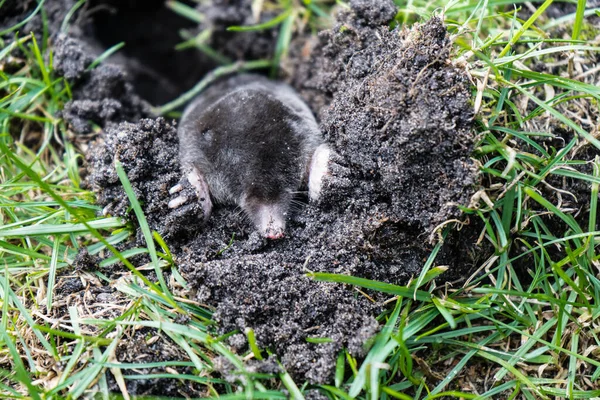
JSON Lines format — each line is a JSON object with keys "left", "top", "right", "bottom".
{"left": 177, "top": 74, "right": 323, "bottom": 237}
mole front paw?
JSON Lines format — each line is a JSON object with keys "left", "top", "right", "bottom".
{"left": 168, "top": 168, "right": 213, "bottom": 220}
{"left": 187, "top": 168, "right": 212, "bottom": 220}
{"left": 308, "top": 143, "right": 332, "bottom": 202}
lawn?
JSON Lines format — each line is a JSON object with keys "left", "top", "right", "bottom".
{"left": 1, "top": 0, "right": 600, "bottom": 399}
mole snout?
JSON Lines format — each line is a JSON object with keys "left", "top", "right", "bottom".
{"left": 169, "top": 74, "right": 331, "bottom": 239}
{"left": 243, "top": 198, "right": 288, "bottom": 239}
{"left": 258, "top": 206, "right": 286, "bottom": 240}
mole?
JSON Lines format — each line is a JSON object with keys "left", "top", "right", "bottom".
{"left": 168, "top": 74, "right": 331, "bottom": 239}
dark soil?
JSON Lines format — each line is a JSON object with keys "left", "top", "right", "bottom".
{"left": 85, "top": 5, "right": 479, "bottom": 384}
{"left": 84, "top": 117, "right": 206, "bottom": 241}
{"left": 2, "top": 0, "right": 482, "bottom": 393}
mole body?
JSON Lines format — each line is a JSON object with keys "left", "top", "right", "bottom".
{"left": 169, "top": 74, "right": 330, "bottom": 239}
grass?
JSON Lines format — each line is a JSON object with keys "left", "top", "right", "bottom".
{"left": 1, "top": 0, "right": 600, "bottom": 399}
{"left": 167, "top": 0, "right": 337, "bottom": 76}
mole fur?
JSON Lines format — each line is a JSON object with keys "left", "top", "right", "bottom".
{"left": 176, "top": 74, "right": 325, "bottom": 238}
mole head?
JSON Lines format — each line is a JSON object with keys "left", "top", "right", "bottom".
{"left": 241, "top": 191, "right": 292, "bottom": 240}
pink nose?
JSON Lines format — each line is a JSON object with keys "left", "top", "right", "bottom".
{"left": 265, "top": 229, "right": 285, "bottom": 240}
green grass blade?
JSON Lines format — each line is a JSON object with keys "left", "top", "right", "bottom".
{"left": 279, "top": 369, "right": 305, "bottom": 400}
{"left": 154, "top": 59, "right": 272, "bottom": 115}
{"left": 309, "top": 272, "right": 432, "bottom": 301}
{"left": 497, "top": 0, "right": 553, "bottom": 58}
{"left": 166, "top": 0, "right": 205, "bottom": 23}
{"left": 228, "top": 8, "right": 292, "bottom": 32}
{"left": 0, "top": 217, "right": 125, "bottom": 236}
{"left": 245, "top": 328, "right": 264, "bottom": 361}
{"left": 0, "top": 0, "right": 45, "bottom": 36}
{"left": 572, "top": 0, "right": 588, "bottom": 40}
{"left": 46, "top": 236, "right": 60, "bottom": 311}
{"left": 114, "top": 160, "right": 174, "bottom": 302}
{"left": 87, "top": 42, "right": 125, "bottom": 71}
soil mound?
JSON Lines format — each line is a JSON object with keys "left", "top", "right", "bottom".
{"left": 2, "top": 0, "right": 478, "bottom": 387}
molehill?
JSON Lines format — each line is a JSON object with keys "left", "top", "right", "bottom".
{"left": 1, "top": 0, "right": 481, "bottom": 389}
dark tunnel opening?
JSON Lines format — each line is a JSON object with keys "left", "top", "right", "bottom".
{"left": 87, "top": 0, "right": 211, "bottom": 106}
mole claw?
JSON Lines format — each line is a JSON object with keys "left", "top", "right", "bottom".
{"left": 169, "top": 184, "right": 183, "bottom": 194}
{"left": 168, "top": 196, "right": 188, "bottom": 209}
